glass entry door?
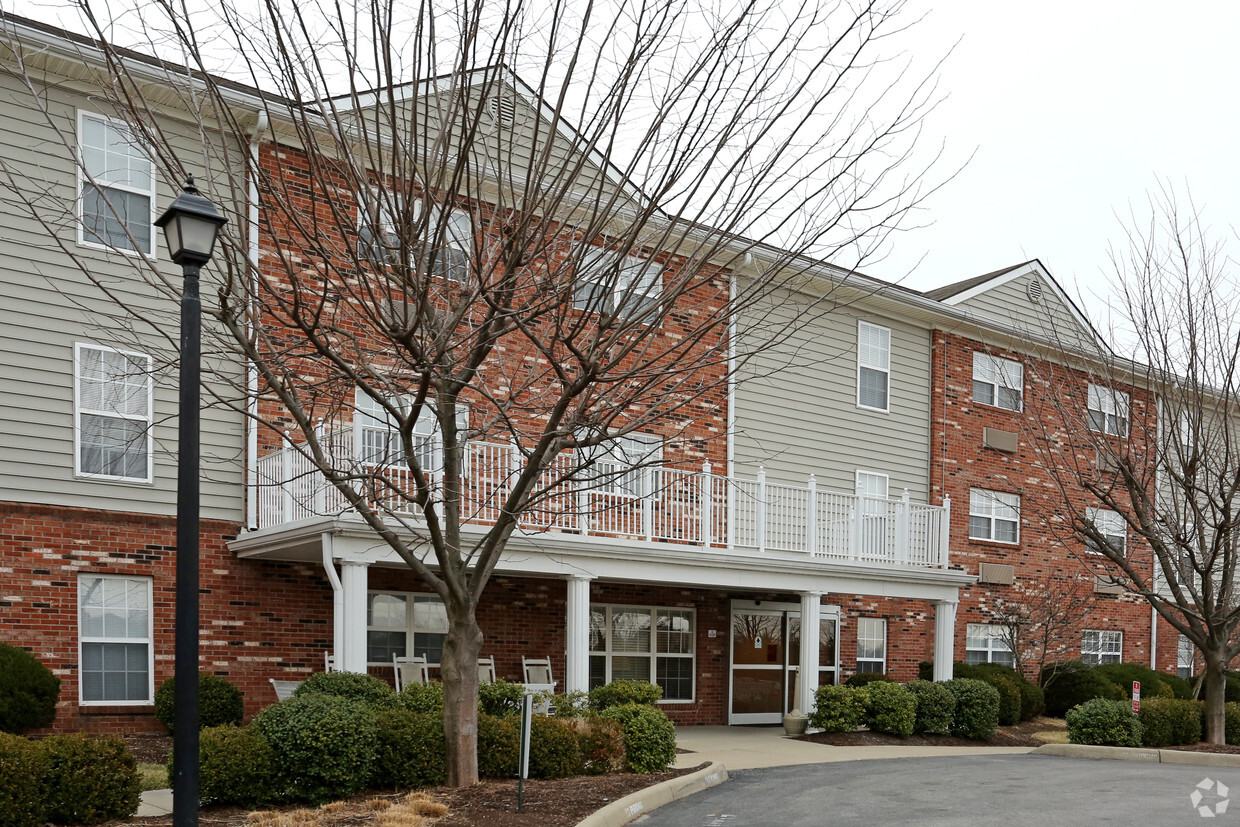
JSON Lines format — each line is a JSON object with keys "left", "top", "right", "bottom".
{"left": 729, "top": 601, "right": 840, "bottom": 724}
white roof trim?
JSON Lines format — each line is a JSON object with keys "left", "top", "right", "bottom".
{"left": 939, "top": 261, "right": 1098, "bottom": 347}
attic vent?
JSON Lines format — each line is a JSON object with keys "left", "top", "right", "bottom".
{"left": 488, "top": 97, "right": 517, "bottom": 127}
{"left": 1026, "top": 279, "right": 1044, "bottom": 304}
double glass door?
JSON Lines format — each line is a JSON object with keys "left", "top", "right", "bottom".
{"left": 729, "top": 601, "right": 839, "bottom": 724}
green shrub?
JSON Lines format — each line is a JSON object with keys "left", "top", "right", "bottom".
{"left": 945, "top": 679, "right": 1000, "bottom": 740}
{"left": 1018, "top": 681, "right": 1046, "bottom": 720}
{"left": 859, "top": 681, "right": 915, "bottom": 737}
{"left": 1226, "top": 674, "right": 1240, "bottom": 703}
{"left": 42, "top": 733, "right": 140, "bottom": 824}
{"left": 810, "top": 685, "right": 865, "bottom": 732}
{"left": 529, "top": 715, "right": 582, "bottom": 779}
{"left": 549, "top": 691, "right": 590, "bottom": 717}
{"left": 293, "top": 670, "right": 398, "bottom": 711}
{"left": 1138, "top": 698, "right": 1202, "bottom": 748}
{"left": 1093, "top": 663, "right": 1180, "bottom": 702}
{"left": 1044, "top": 668, "right": 1124, "bottom": 718}
{"left": 573, "top": 716, "right": 625, "bottom": 775}
{"left": 0, "top": 643, "right": 60, "bottom": 735}
{"left": 398, "top": 681, "right": 445, "bottom": 714}
{"left": 1039, "top": 659, "right": 1091, "bottom": 692}
{"left": 1066, "top": 698, "right": 1143, "bottom": 747}
{"left": 479, "top": 679, "right": 526, "bottom": 718}
{"left": 1159, "top": 672, "right": 1194, "bottom": 701}
{"left": 192, "top": 725, "right": 279, "bottom": 806}
{"left": 990, "top": 675, "right": 1022, "bottom": 726}
{"left": 589, "top": 680, "right": 663, "bottom": 710}
{"left": 0, "top": 731, "right": 49, "bottom": 827}
{"left": 477, "top": 713, "right": 520, "bottom": 778}
{"left": 1225, "top": 702, "right": 1240, "bottom": 746}
{"left": 954, "top": 664, "right": 1042, "bottom": 722}
{"left": 844, "top": 672, "right": 896, "bottom": 688}
{"left": 253, "top": 693, "right": 379, "bottom": 803}
{"left": 154, "top": 673, "right": 244, "bottom": 733}
{"left": 370, "top": 709, "right": 447, "bottom": 789}
{"left": 904, "top": 680, "right": 956, "bottom": 736}
{"left": 598, "top": 703, "right": 676, "bottom": 773}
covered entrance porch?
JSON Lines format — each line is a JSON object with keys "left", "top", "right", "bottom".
{"left": 729, "top": 598, "right": 839, "bottom": 725}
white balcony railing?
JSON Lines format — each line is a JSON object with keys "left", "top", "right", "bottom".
{"left": 254, "top": 432, "right": 951, "bottom": 569}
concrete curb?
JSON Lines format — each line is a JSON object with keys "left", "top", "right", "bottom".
{"left": 1033, "top": 744, "right": 1240, "bottom": 767}
{"left": 576, "top": 761, "right": 728, "bottom": 827}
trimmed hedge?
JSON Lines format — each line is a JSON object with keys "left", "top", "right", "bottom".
{"left": 844, "top": 672, "right": 896, "bottom": 688}
{"left": 154, "top": 673, "right": 244, "bottom": 733}
{"left": 398, "top": 681, "right": 445, "bottom": 714}
{"left": 479, "top": 679, "right": 526, "bottom": 718}
{"left": 859, "top": 682, "right": 915, "bottom": 738}
{"left": 1044, "top": 669, "right": 1124, "bottom": 718}
{"left": 598, "top": 703, "right": 676, "bottom": 773}
{"left": 1226, "top": 702, "right": 1240, "bottom": 746}
{"left": 953, "top": 664, "right": 1043, "bottom": 722}
{"left": 945, "top": 679, "right": 1000, "bottom": 740}
{"left": 589, "top": 680, "right": 663, "bottom": 710}
{"left": 1094, "top": 663, "right": 1189, "bottom": 701}
{"left": 0, "top": 731, "right": 49, "bottom": 827}
{"left": 253, "top": 693, "right": 379, "bottom": 803}
{"left": 810, "top": 685, "right": 865, "bottom": 733}
{"left": 477, "top": 713, "right": 520, "bottom": 778}
{"left": 530, "top": 716, "right": 582, "bottom": 779}
{"left": 194, "top": 725, "right": 279, "bottom": 806}
{"left": 1067, "top": 698, "right": 1142, "bottom": 747}
{"left": 0, "top": 643, "right": 60, "bottom": 735}
{"left": 905, "top": 680, "right": 955, "bottom": 736}
{"left": 42, "top": 733, "right": 140, "bottom": 825}
{"left": 371, "top": 709, "right": 447, "bottom": 789}
{"left": 1138, "top": 698, "right": 1202, "bottom": 748}
{"left": 294, "top": 671, "right": 398, "bottom": 711}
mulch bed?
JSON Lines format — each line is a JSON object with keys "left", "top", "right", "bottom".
{"left": 114, "top": 731, "right": 704, "bottom": 827}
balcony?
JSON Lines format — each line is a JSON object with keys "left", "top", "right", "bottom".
{"left": 254, "top": 434, "right": 952, "bottom": 569}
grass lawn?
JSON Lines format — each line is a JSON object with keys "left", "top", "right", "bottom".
{"left": 137, "top": 762, "right": 168, "bottom": 792}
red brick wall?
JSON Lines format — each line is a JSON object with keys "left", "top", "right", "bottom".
{"left": 927, "top": 329, "right": 1163, "bottom": 678}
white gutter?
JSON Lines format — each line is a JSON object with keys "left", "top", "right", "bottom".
{"left": 321, "top": 532, "right": 344, "bottom": 667}
{"left": 245, "top": 109, "right": 268, "bottom": 530}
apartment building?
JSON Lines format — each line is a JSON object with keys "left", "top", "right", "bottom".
{"left": 0, "top": 16, "right": 1184, "bottom": 736}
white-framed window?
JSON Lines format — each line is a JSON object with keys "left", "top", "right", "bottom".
{"left": 856, "top": 321, "right": 891, "bottom": 412}
{"left": 79, "top": 574, "right": 153, "bottom": 704}
{"left": 973, "top": 352, "right": 1023, "bottom": 411}
{"left": 1081, "top": 629, "right": 1122, "bottom": 666}
{"left": 573, "top": 249, "right": 662, "bottom": 318}
{"left": 855, "top": 617, "right": 886, "bottom": 674}
{"left": 357, "top": 190, "right": 472, "bottom": 281}
{"left": 855, "top": 470, "right": 889, "bottom": 500}
{"left": 1086, "top": 508, "right": 1127, "bottom": 556}
{"left": 589, "top": 605, "right": 694, "bottom": 702}
{"left": 968, "top": 488, "right": 1020, "bottom": 544}
{"left": 366, "top": 592, "right": 449, "bottom": 665}
{"left": 1088, "top": 383, "right": 1130, "bottom": 436}
{"left": 965, "top": 623, "right": 1014, "bottom": 667}
{"left": 1178, "top": 634, "right": 1194, "bottom": 679}
{"left": 74, "top": 343, "right": 153, "bottom": 482}
{"left": 587, "top": 433, "right": 663, "bottom": 497}
{"left": 353, "top": 389, "right": 468, "bottom": 473}
{"left": 78, "top": 111, "right": 155, "bottom": 255}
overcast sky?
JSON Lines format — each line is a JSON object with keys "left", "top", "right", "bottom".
{"left": 871, "top": 1, "right": 1240, "bottom": 317}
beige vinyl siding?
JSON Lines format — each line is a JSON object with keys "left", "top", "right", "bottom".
{"left": 732, "top": 287, "right": 932, "bottom": 502}
{"left": 953, "top": 273, "right": 1093, "bottom": 348}
{"left": 0, "top": 68, "right": 245, "bottom": 521}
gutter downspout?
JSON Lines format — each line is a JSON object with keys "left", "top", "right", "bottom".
{"left": 245, "top": 110, "right": 268, "bottom": 530}
{"left": 725, "top": 253, "right": 751, "bottom": 550}
{"left": 322, "top": 533, "right": 344, "bottom": 667}
{"left": 1151, "top": 605, "right": 1159, "bottom": 670}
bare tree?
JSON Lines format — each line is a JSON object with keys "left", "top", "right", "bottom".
{"left": 1023, "top": 187, "right": 1240, "bottom": 743}
{"left": 989, "top": 573, "right": 1097, "bottom": 683}
{"left": 0, "top": 0, "right": 946, "bottom": 782}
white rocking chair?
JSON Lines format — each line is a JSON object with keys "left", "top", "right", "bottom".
{"left": 393, "top": 654, "right": 430, "bottom": 692}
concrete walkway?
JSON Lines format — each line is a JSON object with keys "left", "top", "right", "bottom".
{"left": 673, "top": 726, "right": 1033, "bottom": 771}
{"left": 137, "top": 788, "right": 173, "bottom": 817}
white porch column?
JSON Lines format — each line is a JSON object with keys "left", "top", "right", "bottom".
{"left": 933, "top": 598, "right": 959, "bottom": 682}
{"left": 797, "top": 591, "right": 821, "bottom": 714}
{"left": 565, "top": 575, "right": 594, "bottom": 695}
{"left": 321, "top": 535, "right": 344, "bottom": 670}
{"left": 340, "top": 560, "right": 371, "bottom": 673}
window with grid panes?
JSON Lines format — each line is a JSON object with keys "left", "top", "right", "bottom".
{"left": 79, "top": 112, "right": 154, "bottom": 254}
{"left": 1081, "top": 629, "right": 1122, "bottom": 665}
{"left": 1178, "top": 634, "right": 1194, "bottom": 679}
{"left": 965, "top": 623, "right": 1014, "bottom": 666}
{"left": 856, "top": 321, "right": 890, "bottom": 411}
{"left": 79, "top": 575, "right": 152, "bottom": 703}
{"left": 358, "top": 190, "right": 472, "bottom": 281}
{"left": 588, "top": 605, "right": 694, "bottom": 701}
{"left": 969, "top": 488, "right": 1020, "bottom": 543}
{"left": 855, "top": 617, "right": 886, "bottom": 674}
{"left": 1087, "top": 384, "right": 1130, "bottom": 436}
{"left": 366, "top": 593, "right": 449, "bottom": 665}
{"left": 354, "top": 390, "right": 467, "bottom": 473}
{"left": 75, "top": 344, "right": 152, "bottom": 481}
{"left": 1086, "top": 508, "right": 1127, "bottom": 556}
{"left": 573, "top": 249, "right": 662, "bottom": 318}
{"left": 973, "top": 352, "right": 1023, "bottom": 411}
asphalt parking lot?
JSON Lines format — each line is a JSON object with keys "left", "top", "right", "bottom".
{"left": 638, "top": 754, "right": 1240, "bottom": 826}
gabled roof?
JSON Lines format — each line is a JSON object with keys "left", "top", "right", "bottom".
{"left": 922, "top": 262, "right": 1032, "bottom": 301}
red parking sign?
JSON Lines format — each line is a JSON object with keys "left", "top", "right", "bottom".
{"left": 1132, "top": 681, "right": 1141, "bottom": 713}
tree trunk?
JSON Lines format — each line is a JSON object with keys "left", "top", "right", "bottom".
{"left": 441, "top": 600, "right": 484, "bottom": 786}
{"left": 1202, "top": 646, "right": 1228, "bottom": 744}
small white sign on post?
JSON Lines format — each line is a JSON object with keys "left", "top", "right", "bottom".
{"left": 517, "top": 694, "right": 533, "bottom": 812}
{"left": 1132, "top": 680, "right": 1141, "bottom": 714}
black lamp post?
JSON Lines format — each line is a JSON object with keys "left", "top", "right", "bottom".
{"left": 155, "top": 175, "right": 227, "bottom": 827}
